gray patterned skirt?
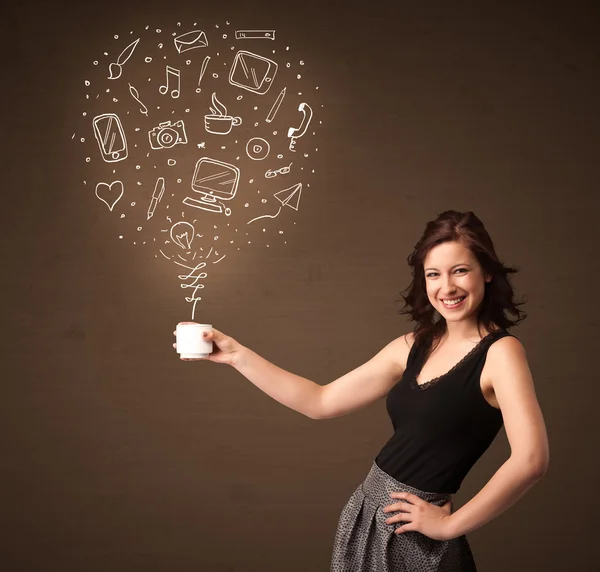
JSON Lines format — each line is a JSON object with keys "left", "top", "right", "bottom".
{"left": 330, "top": 461, "right": 477, "bottom": 572}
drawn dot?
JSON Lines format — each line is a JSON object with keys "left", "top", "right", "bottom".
{"left": 104, "top": 52, "right": 108, "bottom": 56}
{"left": 261, "top": 199, "right": 267, "bottom": 204}
{"left": 237, "top": 95, "right": 243, "bottom": 100}
{"left": 156, "top": 29, "right": 161, "bottom": 33}
{"left": 168, "top": 159, "right": 176, "bottom": 166}
{"left": 249, "top": 179, "right": 254, "bottom": 183}
{"left": 82, "top": 111, "right": 87, "bottom": 116}
{"left": 273, "top": 131, "right": 277, "bottom": 135}
{"left": 286, "top": 63, "right": 291, "bottom": 68}
{"left": 177, "top": 178, "right": 182, "bottom": 183}
{"left": 231, "top": 46, "right": 235, "bottom": 50}
{"left": 185, "top": 108, "right": 190, "bottom": 113}
{"left": 84, "top": 80, "right": 90, "bottom": 86}
{"left": 279, "top": 230, "right": 283, "bottom": 234}
{"left": 304, "top": 153, "right": 308, "bottom": 157}
{"left": 135, "top": 127, "right": 140, "bottom": 132}
{"left": 112, "top": 97, "right": 118, "bottom": 102}
{"left": 277, "top": 154, "right": 283, "bottom": 159}
{"left": 158, "top": 43, "right": 163, "bottom": 49}
{"left": 80, "top": 138, "right": 85, "bottom": 142}
{"left": 300, "top": 60, "right": 304, "bottom": 65}
{"left": 86, "top": 157, "right": 91, "bottom": 162}
{"left": 106, "top": 88, "right": 110, "bottom": 92}
{"left": 145, "top": 57, "right": 152, "bottom": 63}
{"left": 172, "top": 32, "right": 176, "bottom": 36}
{"left": 297, "top": 74, "right": 301, "bottom": 79}
{"left": 145, "top": 25, "right": 149, "bottom": 29}
{"left": 253, "top": 106, "right": 258, "bottom": 110}
{"left": 120, "top": 214, "right": 125, "bottom": 218}
{"left": 244, "top": 203, "right": 249, "bottom": 207}
{"left": 212, "top": 73, "right": 219, "bottom": 78}
{"left": 137, "top": 227, "right": 142, "bottom": 231}
{"left": 93, "top": 61, "right": 98, "bottom": 65}
{"left": 254, "top": 122, "right": 259, "bottom": 127}
{"left": 136, "top": 165, "right": 141, "bottom": 170}
{"left": 223, "top": 34, "right": 227, "bottom": 39}
{"left": 177, "top": 21, "right": 181, "bottom": 26}
{"left": 119, "top": 235, "right": 123, "bottom": 239}
{"left": 131, "top": 202, "right": 136, "bottom": 206}
{"left": 298, "top": 92, "right": 302, "bottom": 95}
{"left": 114, "top": 35, "right": 119, "bottom": 39}
{"left": 137, "top": 182, "right": 142, "bottom": 185}
{"left": 86, "top": 95, "right": 89, "bottom": 99}
{"left": 186, "top": 59, "right": 191, "bottom": 65}
{"left": 272, "top": 50, "right": 276, "bottom": 54}
{"left": 316, "top": 86, "right": 319, "bottom": 90}
{"left": 286, "top": 46, "right": 290, "bottom": 51}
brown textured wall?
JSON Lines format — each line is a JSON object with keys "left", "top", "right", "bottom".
{"left": 2, "top": 0, "right": 599, "bottom": 570}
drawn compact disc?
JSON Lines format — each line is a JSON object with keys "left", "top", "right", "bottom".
{"left": 246, "top": 137, "right": 270, "bottom": 160}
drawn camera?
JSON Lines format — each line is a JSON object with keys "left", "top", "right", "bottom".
{"left": 148, "top": 120, "right": 188, "bottom": 150}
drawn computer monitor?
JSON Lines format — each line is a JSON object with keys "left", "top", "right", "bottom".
{"left": 183, "top": 157, "right": 240, "bottom": 215}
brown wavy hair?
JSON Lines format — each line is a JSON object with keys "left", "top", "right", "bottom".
{"left": 397, "top": 210, "right": 527, "bottom": 353}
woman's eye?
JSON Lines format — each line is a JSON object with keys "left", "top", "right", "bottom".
{"left": 426, "top": 269, "right": 466, "bottom": 278}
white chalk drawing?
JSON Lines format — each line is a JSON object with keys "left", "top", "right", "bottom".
{"left": 235, "top": 30, "right": 276, "bottom": 40}
{"left": 195, "top": 55, "right": 211, "bottom": 93}
{"left": 288, "top": 102, "right": 313, "bottom": 152}
{"left": 174, "top": 260, "right": 207, "bottom": 321}
{"left": 174, "top": 30, "right": 208, "bottom": 54}
{"left": 147, "top": 177, "right": 165, "bottom": 219}
{"left": 128, "top": 83, "right": 148, "bottom": 115}
{"left": 265, "top": 162, "right": 292, "bottom": 178}
{"left": 148, "top": 119, "right": 188, "bottom": 149}
{"left": 108, "top": 38, "right": 140, "bottom": 80}
{"left": 159, "top": 65, "right": 181, "bottom": 98}
{"left": 246, "top": 137, "right": 270, "bottom": 160}
{"left": 183, "top": 157, "right": 240, "bottom": 216}
{"left": 247, "top": 182, "right": 302, "bottom": 224}
{"left": 265, "top": 87, "right": 286, "bottom": 123}
{"left": 170, "top": 221, "right": 195, "bottom": 249}
{"left": 95, "top": 180, "right": 124, "bottom": 211}
{"left": 204, "top": 93, "right": 242, "bottom": 135}
{"left": 229, "top": 50, "right": 278, "bottom": 95}
{"left": 92, "top": 113, "right": 128, "bottom": 162}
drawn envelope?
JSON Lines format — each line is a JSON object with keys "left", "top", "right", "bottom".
{"left": 174, "top": 30, "right": 208, "bottom": 54}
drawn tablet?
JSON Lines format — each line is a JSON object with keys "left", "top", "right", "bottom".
{"left": 228, "top": 51, "right": 278, "bottom": 95}
{"left": 92, "top": 113, "right": 128, "bottom": 162}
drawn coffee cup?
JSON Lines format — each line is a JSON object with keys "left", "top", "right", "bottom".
{"left": 204, "top": 114, "right": 242, "bottom": 135}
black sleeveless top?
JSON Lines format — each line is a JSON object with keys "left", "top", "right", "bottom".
{"left": 375, "top": 328, "right": 516, "bottom": 494}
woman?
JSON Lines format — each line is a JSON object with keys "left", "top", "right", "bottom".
{"left": 173, "top": 210, "right": 549, "bottom": 571}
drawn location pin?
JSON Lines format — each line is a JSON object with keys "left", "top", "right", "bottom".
{"left": 95, "top": 180, "right": 124, "bottom": 211}
{"left": 170, "top": 221, "right": 195, "bottom": 250}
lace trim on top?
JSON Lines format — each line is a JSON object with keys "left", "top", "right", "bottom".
{"left": 412, "top": 330, "right": 500, "bottom": 391}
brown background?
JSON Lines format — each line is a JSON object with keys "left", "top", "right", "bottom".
{"left": 2, "top": 0, "right": 599, "bottom": 570}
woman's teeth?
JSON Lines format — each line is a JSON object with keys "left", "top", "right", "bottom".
{"left": 442, "top": 296, "right": 466, "bottom": 307}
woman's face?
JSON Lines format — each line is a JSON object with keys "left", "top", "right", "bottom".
{"left": 423, "top": 240, "right": 491, "bottom": 324}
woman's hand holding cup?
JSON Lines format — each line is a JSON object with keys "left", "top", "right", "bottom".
{"left": 173, "top": 322, "right": 241, "bottom": 366}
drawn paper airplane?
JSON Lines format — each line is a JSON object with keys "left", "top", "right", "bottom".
{"left": 246, "top": 183, "right": 302, "bottom": 224}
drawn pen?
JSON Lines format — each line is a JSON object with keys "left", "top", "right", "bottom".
{"left": 147, "top": 177, "right": 165, "bottom": 220}
{"left": 265, "top": 87, "right": 286, "bottom": 123}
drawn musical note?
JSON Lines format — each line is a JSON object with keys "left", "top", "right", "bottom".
{"left": 128, "top": 83, "right": 148, "bottom": 116}
{"left": 195, "top": 56, "right": 211, "bottom": 94}
{"left": 159, "top": 65, "right": 181, "bottom": 98}
{"left": 108, "top": 38, "right": 140, "bottom": 80}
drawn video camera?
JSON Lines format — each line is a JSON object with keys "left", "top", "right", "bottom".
{"left": 148, "top": 119, "right": 188, "bottom": 150}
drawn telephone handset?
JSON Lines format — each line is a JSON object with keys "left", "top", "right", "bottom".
{"left": 287, "top": 102, "right": 313, "bottom": 152}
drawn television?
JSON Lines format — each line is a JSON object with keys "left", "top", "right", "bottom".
{"left": 183, "top": 157, "right": 240, "bottom": 216}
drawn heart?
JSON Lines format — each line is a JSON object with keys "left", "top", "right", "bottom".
{"left": 95, "top": 180, "right": 124, "bottom": 211}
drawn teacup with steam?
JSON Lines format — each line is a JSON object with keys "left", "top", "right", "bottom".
{"left": 204, "top": 92, "right": 242, "bottom": 135}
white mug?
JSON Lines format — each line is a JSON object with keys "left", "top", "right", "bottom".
{"left": 176, "top": 323, "right": 213, "bottom": 358}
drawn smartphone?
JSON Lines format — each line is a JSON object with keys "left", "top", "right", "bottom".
{"left": 229, "top": 50, "right": 278, "bottom": 95}
{"left": 92, "top": 113, "right": 128, "bottom": 162}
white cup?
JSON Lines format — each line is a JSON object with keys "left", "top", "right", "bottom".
{"left": 176, "top": 323, "right": 213, "bottom": 358}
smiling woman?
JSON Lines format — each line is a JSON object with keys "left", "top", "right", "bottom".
{"left": 173, "top": 210, "right": 549, "bottom": 572}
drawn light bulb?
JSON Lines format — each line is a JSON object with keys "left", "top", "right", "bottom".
{"left": 170, "top": 221, "right": 195, "bottom": 250}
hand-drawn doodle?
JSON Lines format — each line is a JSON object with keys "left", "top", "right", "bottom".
{"left": 195, "top": 55, "right": 211, "bottom": 93}
{"left": 174, "top": 30, "right": 208, "bottom": 54}
{"left": 92, "top": 113, "right": 128, "bottom": 162}
{"left": 95, "top": 180, "right": 124, "bottom": 211}
{"left": 108, "top": 38, "right": 140, "bottom": 80}
{"left": 265, "top": 162, "right": 292, "bottom": 178}
{"left": 170, "top": 221, "right": 195, "bottom": 249}
{"left": 229, "top": 50, "right": 278, "bottom": 95}
{"left": 246, "top": 137, "right": 270, "bottom": 160}
{"left": 148, "top": 119, "right": 188, "bottom": 149}
{"left": 288, "top": 102, "right": 313, "bottom": 152}
{"left": 147, "top": 177, "right": 165, "bottom": 219}
{"left": 247, "top": 182, "right": 302, "bottom": 224}
{"left": 159, "top": 65, "right": 181, "bottom": 98}
{"left": 204, "top": 93, "right": 242, "bottom": 135}
{"left": 235, "top": 30, "right": 276, "bottom": 40}
{"left": 174, "top": 260, "right": 208, "bottom": 321}
{"left": 183, "top": 157, "right": 240, "bottom": 216}
{"left": 128, "top": 83, "right": 148, "bottom": 116}
{"left": 265, "top": 87, "right": 286, "bottom": 123}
